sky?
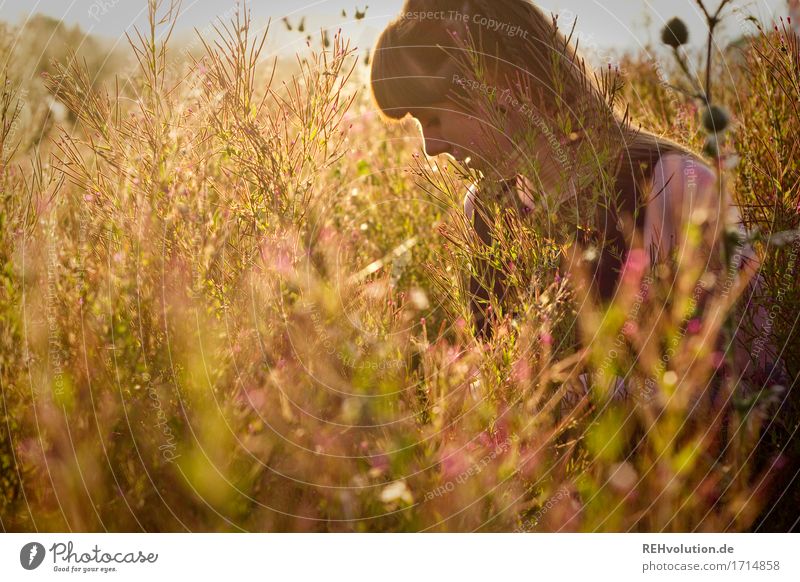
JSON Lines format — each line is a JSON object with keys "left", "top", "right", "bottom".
{"left": 0, "top": 0, "right": 790, "bottom": 59}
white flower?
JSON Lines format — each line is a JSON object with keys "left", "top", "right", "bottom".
{"left": 380, "top": 480, "right": 413, "bottom": 505}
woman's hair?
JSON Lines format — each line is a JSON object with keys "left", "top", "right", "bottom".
{"left": 369, "top": 0, "right": 697, "bottom": 169}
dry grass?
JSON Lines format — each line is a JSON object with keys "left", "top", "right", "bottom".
{"left": 0, "top": 2, "right": 797, "bottom": 532}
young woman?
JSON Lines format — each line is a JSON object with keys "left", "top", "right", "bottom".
{"left": 369, "top": 0, "right": 789, "bottom": 393}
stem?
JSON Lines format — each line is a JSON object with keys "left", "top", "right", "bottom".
{"left": 718, "top": 164, "right": 739, "bottom": 392}
{"left": 705, "top": 25, "right": 714, "bottom": 103}
{"left": 671, "top": 47, "right": 704, "bottom": 96}
{"left": 693, "top": 0, "right": 735, "bottom": 103}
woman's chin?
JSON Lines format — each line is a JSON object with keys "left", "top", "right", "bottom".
{"left": 451, "top": 155, "right": 513, "bottom": 180}
{"left": 459, "top": 156, "right": 491, "bottom": 174}
{"left": 480, "top": 164, "right": 517, "bottom": 181}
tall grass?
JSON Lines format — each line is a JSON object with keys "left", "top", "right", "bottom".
{"left": 0, "top": 2, "right": 796, "bottom": 531}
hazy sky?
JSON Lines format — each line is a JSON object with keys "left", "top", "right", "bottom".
{"left": 0, "top": 0, "right": 789, "bottom": 58}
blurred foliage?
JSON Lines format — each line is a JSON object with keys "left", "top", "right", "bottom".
{"left": 0, "top": 14, "right": 128, "bottom": 156}
{"left": 0, "top": 2, "right": 797, "bottom": 531}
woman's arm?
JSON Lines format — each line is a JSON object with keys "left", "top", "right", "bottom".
{"left": 464, "top": 184, "right": 502, "bottom": 339}
{"left": 643, "top": 152, "right": 731, "bottom": 270}
{"left": 643, "top": 152, "right": 787, "bottom": 388}
{"left": 463, "top": 180, "right": 520, "bottom": 339}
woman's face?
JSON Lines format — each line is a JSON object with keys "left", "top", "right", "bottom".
{"left": 410, "top": 101, "right": 519, "bottom": 178}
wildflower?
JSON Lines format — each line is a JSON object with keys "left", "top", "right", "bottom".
{"left": 622, "top": 248, "right": 647, "bottom": 281}
{"left": 380, "top": 480, "right": 413, "bottom": 505}
{"left": 608, "top": 461, "right": 638, "bottom": 494}
{"left": 274, "top": 249, "right": 293, "bottom": 274}
{"left": 409, "top": 288, "right": 429, "bottom": 310}
{"left": 511, "top": 359, "right": 532, "bottom": 383}
{"left": 622, "top": 321, "right": 638, "bottom": 336}
{"left": 440, "top": 446, "right": 469, "bottom": 480}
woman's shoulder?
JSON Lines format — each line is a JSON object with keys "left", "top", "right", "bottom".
{"left": 643, "top": 150, "right": 736, "bottom": 265}
{"left": 644, "top": 149, "right": 761, "bottom": 271}
{"left": 648, "top": 150, "right": 717, "bottom": 207}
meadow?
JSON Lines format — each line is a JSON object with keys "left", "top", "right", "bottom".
{"left": 0, "top": 1, "right": 798, "bottom": 532}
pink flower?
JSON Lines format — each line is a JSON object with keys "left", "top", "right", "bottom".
{"left": 478, "top": 430, "right": 493, "bottom": 449}
{"left": 273, "top": 249, "right": 293, "bottom": 275}
{"left": 243, "top": 388, "right": 266, "bottom": 409}
{"left": 622, "top": 248, "right": 648, "bottom": 281}
{"left": 511, "top": 359, "right": 531, "bottom": 383}
{"left": 440, "top": 446, "right": 469, "bottom": 480}
{"left": 622, "top": 321, "right": 638, "bottom": 336}
{"left": 687, "top": 318, "right": 702, "bottom": 334}
{"left": 478, "top": 423, "right": 512, "bottom": 454}
{"left": 539, "top": 332, "right": 553, "bottom": 346}
{"left": 368, "top": 453, "right": 390, "bottom": 473}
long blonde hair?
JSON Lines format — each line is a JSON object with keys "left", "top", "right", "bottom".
{"left": 369, "top": 0, "right": 698, "bottom": 177}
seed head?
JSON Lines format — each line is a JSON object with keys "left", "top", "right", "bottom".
{"left": 661, "top": 17, "right": 689, "bottom": 48}
{"left": 702, "top": 105, "right": 730, "bottom": 134}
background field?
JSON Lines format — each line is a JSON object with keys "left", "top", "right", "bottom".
{"left": 0, "top": 1, "right": 798, "bottom": 531}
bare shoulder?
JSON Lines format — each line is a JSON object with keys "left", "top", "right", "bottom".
{"left": 653, "top": 151, "right": 716, "bottom": 201}
{"left": 649, "top": 151, "right": 726, "bottom": 223}
{"left": 643, "top": 150, "right": 724, "bottom": 264}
